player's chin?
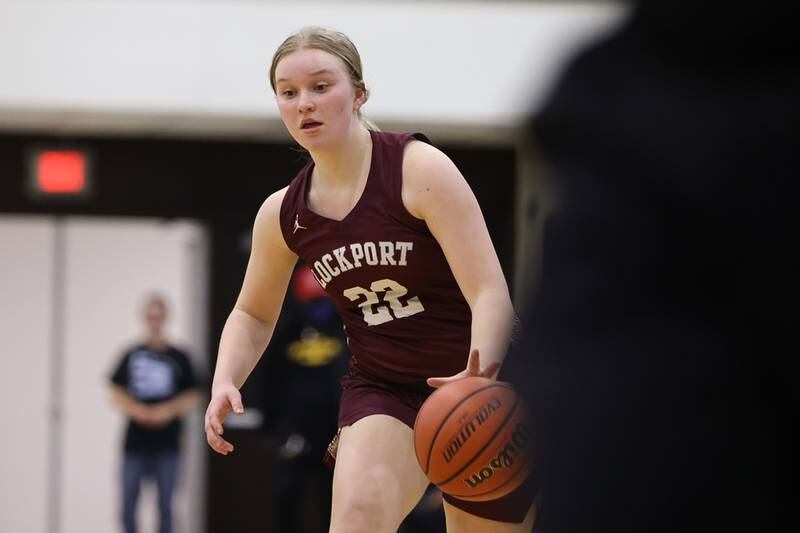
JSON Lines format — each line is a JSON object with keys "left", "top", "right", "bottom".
{"left": 287, "top": 133, "right": 315, "bottom": 152}
{"left": 300, "top": 126, "right": 347, "bottom": 149}
{"left": 295, "top": 133, "right": 330, "bottom": 151}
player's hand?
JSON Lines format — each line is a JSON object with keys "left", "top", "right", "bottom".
{"left": 204, "top": 383, "right": 244, "bottom": 455}
{"left": 426, "top": 348, "right": 501, "bottom": 388}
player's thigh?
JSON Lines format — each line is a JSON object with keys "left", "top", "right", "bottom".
{"left": 443, "top": 499, "right": 536, "bottom": 533}
{"left": 332, "top": 414, "right": 430, "bottom": 519}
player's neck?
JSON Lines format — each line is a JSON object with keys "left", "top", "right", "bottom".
{"left": 310, "top": 126, "right": 371, "bottom": 187}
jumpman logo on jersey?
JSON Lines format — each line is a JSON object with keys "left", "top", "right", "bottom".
{"left": 293, "top": 214, "right": 308, "bottom": 234}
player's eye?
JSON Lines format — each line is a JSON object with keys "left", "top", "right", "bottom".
{"left": 281, "top": 89, "right": 295, "bottom": 98}
{"left": 314, "top": 83, "right": 328, "bottom": 92}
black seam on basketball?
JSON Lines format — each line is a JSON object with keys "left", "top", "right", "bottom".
{"left": 446, "top": 439, "right": 532, "bottom": 500}
{"left": 422, "top": 383, "right": 511, "bottom": 475}
{"left": 434, "top": 394, "right": 521, "bottom": 487}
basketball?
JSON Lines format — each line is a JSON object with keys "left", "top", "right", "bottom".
{"left": 413, "top": 377, "right": 532, "bottom": 502}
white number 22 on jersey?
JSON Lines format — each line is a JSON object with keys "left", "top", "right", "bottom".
{"left": 343, "top": 279, "right": 425, "bottom": 326}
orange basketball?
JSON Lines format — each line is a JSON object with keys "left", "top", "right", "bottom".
{"left": 413, "top": 377, "right": 533, "bottom": 502}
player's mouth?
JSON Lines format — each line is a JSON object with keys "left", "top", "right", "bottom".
{"left": 301, "top": 119, "right": 323, "bottom": 131}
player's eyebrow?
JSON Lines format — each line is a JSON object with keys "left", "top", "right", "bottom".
{"left": 276, "top": 69, "right": 335, "bottom": 84}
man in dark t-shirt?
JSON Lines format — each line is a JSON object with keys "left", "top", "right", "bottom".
{"left": 109, "top": 295, "right": 200, "bottom": 533}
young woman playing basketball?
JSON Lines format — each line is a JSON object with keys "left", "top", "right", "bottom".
{"left": 204, "top": 27, "right": 535, "bottom": 532}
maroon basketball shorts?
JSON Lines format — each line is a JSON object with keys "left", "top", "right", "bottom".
{"left": 324, "top": 367, "right": 535, "bottom": 524}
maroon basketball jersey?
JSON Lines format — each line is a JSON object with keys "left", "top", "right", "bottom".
{"left": 279, "top": 130, "right": 471, "bottom": 384}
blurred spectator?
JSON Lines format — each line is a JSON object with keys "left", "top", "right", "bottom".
{"left": 510, "top": 2, "right": 792, "bottom": 532}
{"left": 261, "top": 265, "right": 349, "bottom": 532}
{"left": 109, "top": 294, "right": 201, "bottom": 533}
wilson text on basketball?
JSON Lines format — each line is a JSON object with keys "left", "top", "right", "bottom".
{"left": 463, "top": 422, "right": 530, "bottom": 489}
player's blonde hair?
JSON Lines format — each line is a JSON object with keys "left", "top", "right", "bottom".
{"left": 269, "top": 26, "right": 378, "bottom": 130}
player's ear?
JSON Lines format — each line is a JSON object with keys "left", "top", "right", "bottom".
{"left": 353, "top": 81, "right": 367, "bottom": 111}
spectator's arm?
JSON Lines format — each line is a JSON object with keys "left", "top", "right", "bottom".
{"left": 109, "top": 384, "right": 149, "bottom": 421}
{"left": 155, "top": 389, "right": 203, "bottom": 422}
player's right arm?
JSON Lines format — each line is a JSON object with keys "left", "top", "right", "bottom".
{"left": 205, "top": 187, "right": 297, "bottom": 455}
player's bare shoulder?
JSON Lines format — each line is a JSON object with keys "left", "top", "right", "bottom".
{"left": 259, "top": 185, "right": 289, "bottom": 211}
{"left": 401, "top": 138, "right": 468, "bottom": 221}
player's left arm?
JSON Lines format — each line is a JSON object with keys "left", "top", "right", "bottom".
{"left": 402, "top": 140, "right": 514, "bottom": 387}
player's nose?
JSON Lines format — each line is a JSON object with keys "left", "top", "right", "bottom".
{"left": 297, "top": 91, "right": 315, "bottom": 113}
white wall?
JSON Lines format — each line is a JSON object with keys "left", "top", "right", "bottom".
{"left": 0, "top": 217, "right": 54, "bottom": 533}
{"left": 0, "top": 215, "right": 208, "bottom": 533}
{"left": 0, "top": 0, "right": 628, "bottom": 142}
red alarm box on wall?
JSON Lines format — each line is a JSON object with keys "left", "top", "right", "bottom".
{"left": 27, "top": 148, "right": 93, "bottom": 200}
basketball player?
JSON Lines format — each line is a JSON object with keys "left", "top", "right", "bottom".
{"left": 204, "top": 27, "right": 535, "bottom": 532}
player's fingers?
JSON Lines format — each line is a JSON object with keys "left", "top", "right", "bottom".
{"left": 481, "top": 361, "right": 501, "bottom": 379}
{"left": 204, "top": 412, "right": 233, "bottom": 453}
{"left": 212, "top": 415, "right": 225, "bottom": 436}
{"left": 212, "top": 437, "right": 233, "bottom": 455}
{"left": 467, "top": 348, "right": 481, "bottom": 375}
{"left": 218, "top": 434, "right": 234, "bottom": 454}
{"left": 206, "top": 426, "right": 234, "bottom": 454}
{"left": 206, "top": 409, "right": 225, "bottom": 436}
{"left": 427, "top": 375, "right": 456, "bottom": 388}
{"left": 228, "top": 391, "right": 244, "bottom": 415}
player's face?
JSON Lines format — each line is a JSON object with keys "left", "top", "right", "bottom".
{"left": 274, "top": 48, "right": 364, "bottom": 151}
